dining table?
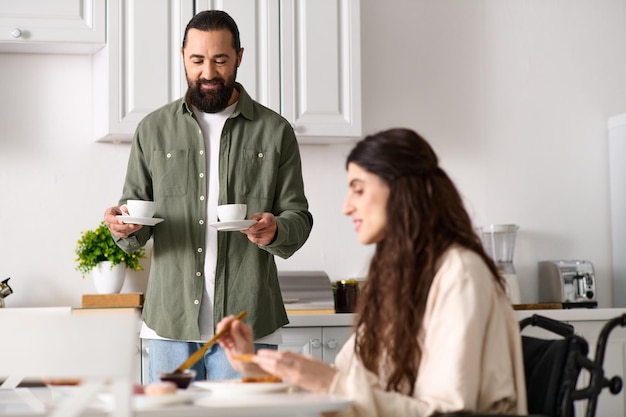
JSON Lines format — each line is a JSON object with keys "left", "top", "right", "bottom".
{"left": 0, "top": 384, "right": 351, "bottom": 417}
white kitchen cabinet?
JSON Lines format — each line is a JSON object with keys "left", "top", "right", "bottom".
{"left": 196, "top": 0, "right": 362, "bottom": 143}
{"left": 93, "top": 0, "right": 193, "bottom": 142}
{"left": 94, "top": 0, "right": 361, "bottom": 143}
{"left": 280, "top": 326, "right": 353, "bottom": 364}
{"left": 0, "top": 0, "right": 105, "bottom": 54}
{"left": 280, "top": 327, "right": 322, "bottom": 359}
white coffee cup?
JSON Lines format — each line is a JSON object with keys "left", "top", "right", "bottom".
{"left": 217, "top": 204, "right": 247, "bottom": 222}
{"left": 126, "top": 200, "right": 157, "bottom": 218}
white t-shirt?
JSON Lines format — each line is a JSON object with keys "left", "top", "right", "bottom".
{"left": 140, "top": 103, "right": 233, "bottom": 341}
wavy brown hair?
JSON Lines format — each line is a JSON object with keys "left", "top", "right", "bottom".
{"left": 348, "top": 128, "right": 503, "bottom": 395}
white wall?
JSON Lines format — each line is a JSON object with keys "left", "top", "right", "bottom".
{"left": 1, "top": 1, "right": 626, "bottom": 308}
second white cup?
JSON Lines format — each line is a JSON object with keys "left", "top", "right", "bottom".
{"left": 126, "top": 200, "right": 157, "bottom": 218}
{"left": 217, "top": 204, "right": 247, "bottom": 222}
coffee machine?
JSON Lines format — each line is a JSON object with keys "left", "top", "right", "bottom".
{"left": 538, "top": 260, "right": 597, "bottom": 308}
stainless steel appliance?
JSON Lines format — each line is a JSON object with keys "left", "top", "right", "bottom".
{"left": 0, "top": 277, "right": 13, "bottom": 308}
{"left": 538, "top": 260, "right": 597, "bottom": 308}
{"left": 277, "top": 271, "right": 335, "bottom": 312}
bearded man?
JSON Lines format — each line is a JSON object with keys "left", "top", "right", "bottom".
{"left": 103, "top": 10, "right": 313, "bottom": 382}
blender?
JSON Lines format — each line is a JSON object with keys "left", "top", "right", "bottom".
{"left": 479, "top": 225, "right": 521, "bottom": 304}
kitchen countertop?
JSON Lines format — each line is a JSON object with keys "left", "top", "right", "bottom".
{"left": 70, "top": 306, "right": 626, "bottom": 327}
{"left": 286, "top": 308, "right": 626, "bottom": 327}
{"left": 286, "top": 313, "right": 355, "bottom": 327}
{"left": 514, "top": 307, "right": 626, "bottom": 322}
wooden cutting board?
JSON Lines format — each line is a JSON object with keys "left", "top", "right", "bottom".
{"left": 513, "top": 303, "right": 562, "bottom": 310}
{"left": 81, "top": 293, "right": 144, "bottom": 308}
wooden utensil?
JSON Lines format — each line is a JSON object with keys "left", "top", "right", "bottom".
{"left": 173, "top": 310, "right": 247, "bottom": 374}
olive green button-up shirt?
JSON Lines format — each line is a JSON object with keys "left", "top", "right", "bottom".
{"left": 114, "top": 84, "right": 313, "bottom": 341}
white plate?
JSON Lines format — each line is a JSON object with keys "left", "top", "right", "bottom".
{"left": 97, "top": 391, "right": 195, "bottom": 411}
{"left": 193, "top": 379, "right": 291, "bottom": 395}
{"left": 209, "top": 220, "right": 257, "bottom": 232}
{"left": 116, "top": 215, "right": 164, "bottom": 226}
{"left": 194, "top": 392, "right": 351, "bottom": 413}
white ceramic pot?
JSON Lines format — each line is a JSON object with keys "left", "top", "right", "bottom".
{"left": 92, "top": 261, "right": 125, "bottom": 294}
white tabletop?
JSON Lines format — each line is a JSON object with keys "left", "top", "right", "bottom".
{"left": 0, "top": 387, "right": 351, "bottom": 417}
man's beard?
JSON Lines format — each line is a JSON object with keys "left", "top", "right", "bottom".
{"left": 187, "top": 69, "right": 237, "bottom": 113}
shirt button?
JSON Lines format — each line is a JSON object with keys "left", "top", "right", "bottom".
{"left": 196, "top": 272, "right": 202, "bottom": 277}
{"left": 200, "top": 150, "right": 204, "bottom": 155}
{"left": 200, "top": 196, "right": 205, "bottom": 201}
{"left": 199, "top": 220, "right": 204, "bottom": 225}
{"left": 258, "top": 152, "right": 264, "bottom": 159}
{"left": 166, "top": 153, "right": 172, "bottom": 158}
{"left": 197, "top": 248, "right": 203, "bottom": 253}
{"left": 194, "top": 300, "right": 199, "bottom": 305}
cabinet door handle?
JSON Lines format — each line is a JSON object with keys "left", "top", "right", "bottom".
{"left": 10, "top": 28, "right": 23, "bottom": 39}
{"left": 310, "top": 338, "right": 321, "bottom": 349}
{"left": 326, "top": 339, "right": 338, "bottom": 349}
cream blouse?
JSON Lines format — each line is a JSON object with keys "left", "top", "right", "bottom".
{"left": 328, "top": 246, "right": 527, "bottom": 416}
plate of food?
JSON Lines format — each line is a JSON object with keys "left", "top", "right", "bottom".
{"left": 193, "top": 377, "right": 291, "bottom": 395}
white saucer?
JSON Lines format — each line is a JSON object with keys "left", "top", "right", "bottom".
{"left": 116, "top": 215, "right": 164, "bottom": 226}
{"left": 97, "top": 391, "right": 197, "bottom": 411}
{"left": 209, "top": 220, "right": 257, "bottom": 232}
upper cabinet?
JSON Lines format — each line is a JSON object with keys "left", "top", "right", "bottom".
{"left": 197, "top": 0, "right": 362, "bottom": 143}
{"left": 94, "top": 0, "right": 193, "bottom": 142}
{"left": 93, "top": 0, "right": 361, "bottom": 143}
{"left": 0, "top": 0, "right": 105, "bottom": 54}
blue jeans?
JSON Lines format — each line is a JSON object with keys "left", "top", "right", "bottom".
{"left": 148, "top": 339, "right": 276, "bottom": 383}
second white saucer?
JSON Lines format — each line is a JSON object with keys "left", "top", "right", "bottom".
{"left": 116, "top": 215, "right": 164, "bottom": 226}
{"left": 209, "top": 220, "right": 257, "bottom": 232}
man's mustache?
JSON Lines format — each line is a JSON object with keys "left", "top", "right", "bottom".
{"left": 198, "top": 78, "right": 224, "bottom": 86}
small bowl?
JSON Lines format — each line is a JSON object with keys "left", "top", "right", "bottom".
{"left": 158, "top": 369, "right": 196, "bottom": 389}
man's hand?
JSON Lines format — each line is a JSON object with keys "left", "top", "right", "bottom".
{"left": 241, "top": 212, "right": 277, "bottom": 246}
{"left": 104, "top": 206, "right": 142, "bottom": 238}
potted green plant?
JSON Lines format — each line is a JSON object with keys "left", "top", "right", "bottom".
{"left": 75, "top": 221, "right": 145, "bottom": 293}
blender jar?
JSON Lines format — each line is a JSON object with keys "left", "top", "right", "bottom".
{"left": 479, "top": 224, "right": 519, "bottom": 273}
{"left": 478, "top": 224, "right": 521, "bottom": 303}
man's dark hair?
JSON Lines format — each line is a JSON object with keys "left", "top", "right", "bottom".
{"left": 182, "top": 10, "right": 241, "bottom": 52}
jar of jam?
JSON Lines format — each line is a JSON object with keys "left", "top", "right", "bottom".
{"left": 335, "top": 279, "right": 360, "bottom": 313}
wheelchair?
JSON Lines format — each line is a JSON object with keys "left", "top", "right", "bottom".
{"left": 440, "top": 313, "right": 626, "bottom": 417}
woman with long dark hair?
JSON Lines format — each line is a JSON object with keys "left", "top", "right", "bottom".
{"left": 218, "top": 128, "right": 527, "bottom": 416}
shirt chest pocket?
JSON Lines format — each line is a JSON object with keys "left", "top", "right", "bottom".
{"left": 152, "top": 149, "right": 190, "bottom": 197}
{"left": 238, "top": 149, "right": 278, "bottom": 199}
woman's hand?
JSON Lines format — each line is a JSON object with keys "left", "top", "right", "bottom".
{"left": 252, "top": 349, "right": 337, "bottom": 393}
{"left": 216, "top": 316, "right": 263, "bottom": 375}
